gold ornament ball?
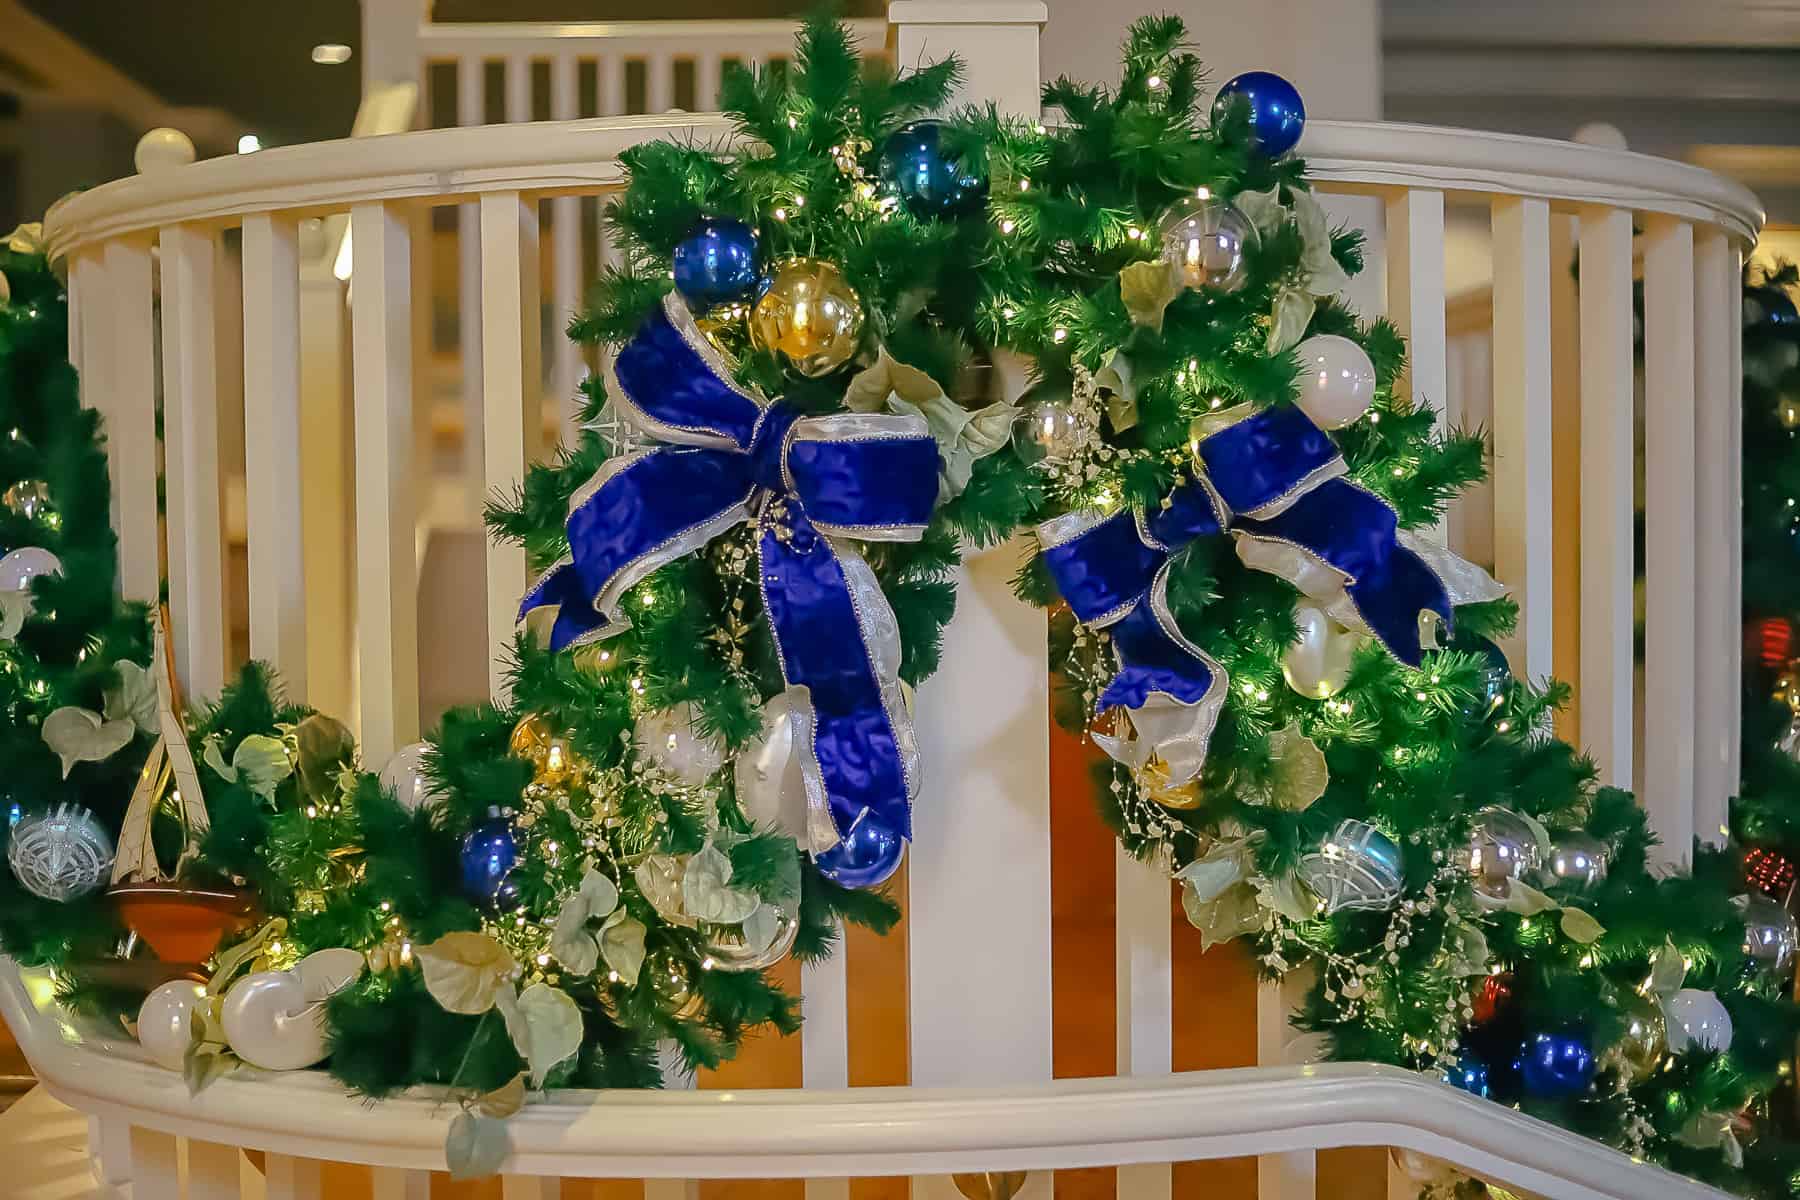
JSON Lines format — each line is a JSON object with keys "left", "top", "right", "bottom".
{"left": 1138, "top": 756, "right": 1204, "bottom": 810}
{"left": 1780, "top": 395, "right": 1800, "bottom": 430}
{"left": 572, "top": 642, "right": 626, "bottom": 676}
{"left": 1610, "top": 994, "right": 1667, "bottom": 1083}
{"left": 647, "top": 952, "right": 705, "bottom": 1021}
{"left": 509, "top": 712, "right": 581, "bottom": 785}
{"left": 2, "top": 479, "right": 52, "bottom": 521}
{"left": 1282, "top": 602, "right": 1360, "bottom": 699}
{"left": 750, "top": 258, "right": 865, "bottom": 377}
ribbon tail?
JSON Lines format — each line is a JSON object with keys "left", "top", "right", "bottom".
{"left": 759, "top": 509, "right": 917, "bottom": 842}
{"left": 1097, "top": 565, "right": 1229, "bottom": 788}
{"left": 518, "top": 557, "right": 612, "bottom": 651}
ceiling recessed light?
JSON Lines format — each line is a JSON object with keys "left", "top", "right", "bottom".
{"left": 312, "top": 43, "right": 353, "bottom": 65}
{"left": 237, "top": 133, "right": 262, "bottom": 154}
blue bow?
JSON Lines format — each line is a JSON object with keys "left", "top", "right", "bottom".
{"left": 1040, "top": 403, "right": 1472, "bottom": 785}
{"left": 521, "top": 294, "right": 940, "bottom": 846}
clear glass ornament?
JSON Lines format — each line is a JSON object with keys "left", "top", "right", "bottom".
{"left": 634, "top": 701, "right": 726, "bottom": 786}
{"left": 1539, "top": 832, "right": 1608, "bottom": 892}
{"left": 1735, "top": 892, "right": 1799, "bottom": 977}
{"left": 8, "top": 802, "right": 114, "bottom": 901}
{"left": 1158, "top": 197, "right": 1256, "bottom": 293}
{"left": 1296, "top": 818, "right": 1403, "bottom": 914}
{"left": 1011, "top": 399, "right": 1083, "bottom": 466}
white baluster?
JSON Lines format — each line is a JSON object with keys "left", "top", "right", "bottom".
{"left": 72, "top": 251, "right": 119, "bottom": 546}
{"left": 502, "top": 1177, "right": 557, "bottom": 1200}
{"left": 649, "top": 53, "right": 675, "bottom": 112}
{"left": 370, "top": 1166, "right": 431, "bottom": 1200}
{"left": 458, "top": 54, "right": 486, "bottom": 523}
{"left": 350, "top": 201, "right": 421, "bottom": 764}
{"left": 264, "top": 1153, "right": 323, "bottom": 1200}
{"left": 242, "top": 213, "right": 309, "bottom": 692}
{"left": 160, "top": 222, "right": 229, "bottom": 699}
{"left": 1726, "top": 241, "right": 1746, "bottom": 800}
{"left": 1643, "top": 216, "right": 1698, "bottom": 868}
{"left": 127, "top": 1126, "right": 180, "bottom": 1200}
{"left": 1577, "top": 206, "right": 1635, "bottom": 789}
{"left": 1115, "top": 847, "right": 1172, "bottom": 1200}
{"left": 802, "top": 920, "right": 851, "bottom": 1200}
{"left": 103, "top": 237, "right": 161, "bottom": 604}
{"left": 65, "top": 248, "right": 82, "bottom": 368}
{"left": 299, "top": 260, "right": 355, "bottom": 719}
{"left": 695, "top": 51, "right": 723, "bottom": 111}
{"left": 1489, "top": 196, "right": 1555, "bottom": 683}
{"left": 1257, "top": 973, "right": 1318, "bottom": 1200}
{"left": 551, "top": 54, "right": 584, "bottom": 446}
{"left": 601, "top": 52, "right": 628, "bottom": 117}
{"left": 1692, "top": 228, "right": 1736, "bottom": 849}
{"left": 87, "top": 1115, "right": 132, "bottom": 1187}
{"left": 479, "top": 191, "right": 542, "bottom": 704}
{"left": 187, "top": 1140, "right": 243, "bottom": 1200}
{"left": 1384, "top": 189, "right": 1449, "bottom": 544}
{"left": 506, "top": 53, "right": 532, "bottom": 123}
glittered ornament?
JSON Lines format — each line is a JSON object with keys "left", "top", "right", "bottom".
{"left": 1296, "top": 818, "right": 1404, "bottom": 914}
{"left": 459, "top": 809, "right": 519, "bottom": 908}
{"left": 1443, "top": 1051, "right": 1491, "bottom": 1098}
{"left": 1212, "top": 71, "right": 1306, "bottom": 157}
{"left": 1011, "top": 396, "right": 1084, "bottom": 466}
{"left": 1158, "top": 197, "right": 1256, "bottom": 293}
{"left": 1291, "top": 335, "right": 1376, "bottom": 430}
{"left": 0, "top": 545, "right": 60, "bottom": 592}
{"left": 1743, "top": 846, "right": 1798, "bottom": 905}
{"left": 1734, "top": 892, "right": 1799, "bottom": 978}
{"left": 1539, "top": 832, "right": 1608, "bottom": 893}
{"left": 378, "top": 742, "right": 444, "bottom": 814}
{"left": 2, "top": 479, "right": 52, "bottom": 522}
{"left": 1516, "top": 1030, "right": 1595, "bottom": 1098}
{"left": 878, "top": 121, "right": 986, "bottom": 218}
{"left": 671, "top": 216, "right": 762, "bottom": 308}
{"left": 1471, "top": 972, "right": 1515, "bottom": 1025}
{"left": 750, "top": 258, "right": 865, "bottom": 377}
{"left": 647, "top": 952, "right": 704, "bottom": 1020}
{"left": 1463, "top": 806, "right": 1542, "bottom": 899}
{"left": 1663, "top": 988, "right": 1733, "bottom": 1054}
{"left": 634, "top": 701, "right": 726, "bottom": 786}
{"left": 814, "top": 811, "right": 906, "bottom": 889}
{"left": 8, "top": 802, "right": 114, "bottom": 901}
{"left": 1282, "top": 602, "right": 1360, "bottom": 699}
{"left": 1608, "top": 994, "right": 1667, "bottom": 1083}
{"left": 1745, "top": 284, "right": 1799, "bottom": 335}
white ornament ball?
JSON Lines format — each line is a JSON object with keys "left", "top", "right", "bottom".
{"left": 0, "top": 546, "right": 61, "bottom": 593}
{"left": 137, "top": 980, "right": 206, "bottom": 1071}
{"left": 735, "top": 691, "right": 811, "bottom": 834}
{"left": 1292, "top": 334, "right": 1377, "bottom": 430}
{"left": 378, "top": 742, "right": 443, "bottom": 813}
{"left": 1662, "top": 988, "right": 1733, "bottom": 1055}
{"left": 1282, "top": 602, "right": 1360, "bottom": 699}
{"left": 8, "top": 803, "right": 114, "bottom": 901}
{"left": 135, "top": 128, "right": 197, "bottom": 174}
{"left": 222, "top": 970, "right": 329, "bottom": 1071}
{"left": 634, "top": 701, "right": 726, "bottom": 786}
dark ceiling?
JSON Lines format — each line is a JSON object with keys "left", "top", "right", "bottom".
{"left": 21, "top": 1, "right": 879, "bottom": 149}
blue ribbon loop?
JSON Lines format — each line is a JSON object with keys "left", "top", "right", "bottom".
{"left": 1039, "top": 402, "right": 1461, "bottom": 785}
{"left": 520, "top": 293, "right": 939, "bottom": 844}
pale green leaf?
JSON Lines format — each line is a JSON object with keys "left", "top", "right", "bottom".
{"left": 103, "top": 660, "right": 160, "bottom": 736}
{"left": 1119, "top": 259, "right": 1181, "bottom": 333}
{"left": 683, "top": 841, "right": 761, "bottom": 924}
{"left": 1649, "top": 939, "right": 1687, "bottom": 996}
{"left": 497, "top": 983, "right": 583, "bottom": 1088}
{"left": 741, "top": 904, "right": 782, "bottom": 956}
{"left": 42, "top": 706, "right": 135, "bottom": 778}
{"left": 1232, "top": 185, "right": 1286, "bottom": 237}
{"left": 1500, "top": 881, "right": 1559, "bottom": 916}
{"left": 477, "top": 1073, "right": 527, "bottom": 1119}
{"left": 1267, "top": 288, "right": 1315, "bottom": 354}
{"left": 203, "top": 733, "right": 236, "bottom": 781}
{"left": 0, "top": 589, "right": 30, "bottom": 641}
{"left": 417, "top": 932, "right": 516, "bottom": 1015}
{"left": 599, "top": 912, "right": 647, "bottom": 988}
{"left": 445, "top": 1111, "right": 510, "bottom": 1180}
{"left": 231, "top": 734, "right": 294, "bottom": 801}
{"left": 1559, "top": 907, "right": 1606, "bottom": 945}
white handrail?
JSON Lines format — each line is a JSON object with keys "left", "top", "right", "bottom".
{"left": 416, "top": 16, "right": 890, "bottom": 57}
{"left": 0, "top": 964, "right": 1725, "bottom": 1199}
{"left": 43, "top": 117, "right": 1763, "bottom": 260}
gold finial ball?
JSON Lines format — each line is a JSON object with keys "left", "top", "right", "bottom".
{"left": 509, "top": 712, "right": 580, "bottom": 786}
{"left": 749, "top": 258, "right": 865, "bottom": 377}
{"left": 135, "top": 127, "right": 196, "bottom": 174}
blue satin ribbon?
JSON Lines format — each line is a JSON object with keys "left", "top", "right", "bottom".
{"left": 1040, "top": 403, "right": 1454, "bottom": 771}
{"left": 520, "top": 293, "right": 939, "bottom": 843}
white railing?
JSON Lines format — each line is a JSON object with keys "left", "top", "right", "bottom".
{"left": 0, "top": 963, "right": 1733, "bottom": 1200}
{"left": 35, "top": 4, "right": 1761, "bottom": 1199}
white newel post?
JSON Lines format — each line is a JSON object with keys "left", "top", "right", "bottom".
{"left": 888, "top": 6, "right": 1053, "bottom": 1200}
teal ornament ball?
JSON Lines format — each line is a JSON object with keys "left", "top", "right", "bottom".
{"left": 1297, "top": 818, "right": 1404, "bottom": 914}
{"left": 878, "top": 121, "right": 986, "bottom": 218}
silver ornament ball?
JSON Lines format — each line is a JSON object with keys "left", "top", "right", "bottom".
{"left": 378, "top": 742, "right": 444, "bottom": 813}
{"left": 1662, "top": 988, "right": 1733, "bottom": 1055}
{"left": 1462, "top": 806, "right": 1541, "bottom": 899}
{"left": 0, "top": 545, "right": 60, "bottom": 593}
{"left": 1734, "top": 892, "right": 1799, "bottom": 978}
{"left": 1011, "top": 398, "right": 1084, "bottom": 466}
{"left": 8, "top": 802, "right": 114, "bottom": 901}
{"left": 702, "top": 903, "right": 800, "bottom": 972}
{"left": 1539, "top": 832, "right": 1609, "bottom": 892}
{"left": 1158, "top": 197, "right": 1256, "bottom": 293}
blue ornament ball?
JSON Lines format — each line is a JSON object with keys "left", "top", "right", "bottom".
{"left": 460, "top": 813, "right": 520, "bottom": 907}
{"left": 1212, "top": 71, "right": 1306, "bottom": 157}
{"left": 1443, "top": 1051, "right": 1491, "bottom": 1098}
{"left": 1746, "top": 285, "right": 1799, "bottom": 334}
{"left": 1516, "top": 1030, "right": 1595, "bottom": 1098}
{"left": 815, "top": 811, "right": 906, "bottom": 888}
{"left": 879, "top": 122, "right": 986, "bottom": 218}
{"left": 671, "top": 217, "right": 762, "bottom": 307}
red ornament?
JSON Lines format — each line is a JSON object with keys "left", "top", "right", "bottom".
{"left": 1748, "top": 616, "right": 1795, "bottom": 671}
{"left": 1472, "top": 972, "right": 1514, "bottom": 1025}
{"left": 1744, "top": 846, "right": 1798, "bottom": 905}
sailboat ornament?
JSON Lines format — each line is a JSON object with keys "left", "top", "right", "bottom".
{"left": 107, "top": 610, "right": 256, "bottom": 965}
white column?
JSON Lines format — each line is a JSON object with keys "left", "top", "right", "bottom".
{"left": 1642, "top": 216, "right": 1698, "bottom": 868}
{"left": 550, "top": 53, "right": 585, "bottom": 446}
{"left": 1490, "top": 197, "right": 1555, "bottom": 683}
{"left": 1257, "top": 973, "right": 1318, "bottom": 1200}
{"left": 360, "top": 0, "right": 428, "bottom": 95}
{"left": 1385, "top": 189, "right": 1448, "bottom": 544}
{"left": 458, "top": 54, "right": 486, "bottom": 523}
{"left": 1692, "top": 229, "right": 1736, "bottom": 849}
{"left": 127, "top": 1126, "right": 180, "bottom": 1200}
{"left": 264, "top": 1153, "right": 323, "bottom": 1200}
{"left": 1577, "top": 207, "right": 1636, "bottom": 790}
{"left": 802, "top": 924, "right": 851, "bottom": 1200}
{"left": 102, "top": 238, "right": 162, "bottom": 604}
{"left": 370, "top": 1166, "right": 431, "bottom": 1200}
{"left": 1115, "top": 848, "right": 1172, "bottom": 1200}
{"left": 299, "top": 265, "right": 356, "bottom": 721}
{"left": 186, "top": 1140, "right": 244, "bottom": 1200}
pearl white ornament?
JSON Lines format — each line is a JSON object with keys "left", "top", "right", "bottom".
{"left": 1282, "top": 602, "right": 1360, "bottom": 698}
{"left": 137, "top": 980, "right": 206, "bottom": 1071}
{"left": 8, "top": 803, "right": 113, "bottom": 901}
{"left": 0, "top": 546, "right": 61, "bottom": 593}
{"left": 1662, "top": 988, "right": 1733, "bottom": 1055}
{"left": 378, "top": 742, "right": 443, "bottom": 813}
{"left": 222, "top": 970, "right": 328, "bottom": 1071}
{"left": 134, "top": 128, "right": 196, "bottom": 174}
{"left": 634, "top": 701, "right": 726, "bottom": 786}
{"left": 735, "top": 692, "right": 810, "bottom": 834}
{"left": 1292, "top": 334, "right": 1377, "bottom": 429}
